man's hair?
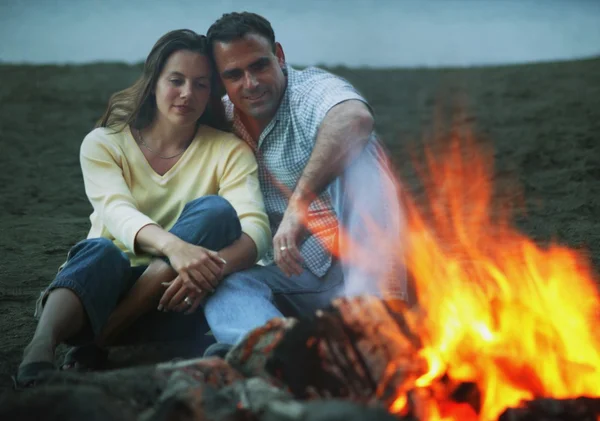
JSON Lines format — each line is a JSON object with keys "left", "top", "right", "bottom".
{"left": 207, "top": 12, "right": 276, "bottom": 52}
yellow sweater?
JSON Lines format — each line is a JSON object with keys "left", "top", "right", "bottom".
{"left": 79, "top": 125, "right": 271, "bottom": 266}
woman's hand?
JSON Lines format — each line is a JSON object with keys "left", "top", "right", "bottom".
{"left": 163, "top": 239, "right": 227, "bottom": 293}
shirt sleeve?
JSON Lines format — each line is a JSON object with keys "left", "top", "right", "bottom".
{"left": 217, "top": 138, "right": 271, "bottom": 261}
{"left": 297, "top": 73, "right": 372, "bottom": 145}
{"left": 80, "top": 129, "right": 157, "bottom": 254}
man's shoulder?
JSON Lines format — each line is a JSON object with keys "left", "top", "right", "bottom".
{"left": 288, "top": 66, "right": 350, "bottom": 95}
{"left": 288, "top": 65, "right": 341, "bottom": 81}
{"left": 286, "top": 66, "right": 367, "bottom": 121}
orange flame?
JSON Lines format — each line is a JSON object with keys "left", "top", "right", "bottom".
{"left": 392, "top": 127, "right": 600, "bottom": 420}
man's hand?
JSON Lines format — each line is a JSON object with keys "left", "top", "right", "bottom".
{"left": 159, "top": 276, "right": 209, "bottom": 314}
{"left": 273, "top": 201, "right": 307, "bottom": 277}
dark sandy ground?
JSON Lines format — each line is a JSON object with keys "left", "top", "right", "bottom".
{"left": 0, "top": 57, "right": 599, "bottom": 398}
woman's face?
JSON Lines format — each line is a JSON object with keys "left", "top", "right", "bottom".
{"left": 153, "top": 50, "right": 212, "bottom": 129}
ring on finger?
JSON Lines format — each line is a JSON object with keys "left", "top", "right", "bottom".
{"left": 184, "top": 296, "right": 193, "bottom": 306}
{"left": 279, "top": 246, "right": 288, "bottom": 251}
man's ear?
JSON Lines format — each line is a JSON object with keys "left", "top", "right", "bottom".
{"left": 275, "top": 42, "right": 286, "bottom": 67}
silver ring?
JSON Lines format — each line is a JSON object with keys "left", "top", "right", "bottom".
{"left": 184, "top": 296, "right": 193, "bottom": 306}
{"left": 279, "top": 246, "right": 288, "bottom": 251}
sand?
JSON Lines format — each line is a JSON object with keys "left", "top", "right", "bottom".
{"left": 1, "top": 57, "right": 599, "bottom": 397}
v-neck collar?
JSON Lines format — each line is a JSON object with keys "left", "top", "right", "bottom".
{"left": 125, "top": 125, "right": 199, "bottom": 184}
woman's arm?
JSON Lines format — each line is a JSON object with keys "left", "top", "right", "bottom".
{"left": 158, "top": 140, "right": 271, "bottom": 312}
{"left": 216, "top": 232, "right": 256, "bottom": 276}
{"left": 157, "top": 232, "right": 256, "bottom": 312}
{"left": 80, "top": 130, "right": 157, "bottom": 254}
{"left": 135, "top": 224, "right": 225, "bottom": 292}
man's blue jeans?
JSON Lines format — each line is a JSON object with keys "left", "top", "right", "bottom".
{"left": 35, "top": 195, "right": 242, "bottom": 346}
{"left": 204, "top": 139, "right": 407, "bottom": 345}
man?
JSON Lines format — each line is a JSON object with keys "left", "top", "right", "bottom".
{"left": 203, "top": 12, "right": 407, "bottom": 347}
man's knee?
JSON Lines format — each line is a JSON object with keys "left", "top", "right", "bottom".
{"left": 205, "top": 269, "right": 274, "bottom": 314}
{"left": 204, "top": 269, "right": 280, "bottom": 344}
{"left": 211, "top": 269, "right": 272, "bottom": 299}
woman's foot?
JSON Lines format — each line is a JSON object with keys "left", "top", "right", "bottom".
{"left": 20, "top": 337, "right": 55, "bottom": 366}
{"left": 14, "top": 338, "right": 56, "bottom": 389}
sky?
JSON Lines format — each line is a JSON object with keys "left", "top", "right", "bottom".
{"left": 1, "top": 0, "right": 599, "bottom": 68}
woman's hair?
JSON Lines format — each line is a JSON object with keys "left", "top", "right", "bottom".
{"left": 97, "top": 29, "right": 228, "bottom": 132}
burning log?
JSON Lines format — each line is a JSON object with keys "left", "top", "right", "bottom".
{"left": 0, "top": 357, "right": 247, "bottom": 420}
{"left": 0, "top": 385, "right": 136, "bottom": 421}
{"left": 498, "top": 397, "right": 600, "bottom": 421}
{"left": 4, "top": 295, "right": 600, "bottom": 421}
{"left": 146, "top": 377, "right": 291, "bottom": 421}
{"left": 226, "top": 317, "right": 298, "bottom": 382}
{"left": 259, "top": 399, "right": 407, "bottom": 421}
{"left": 264, "top": 296, "right": 427, "bottom": 405}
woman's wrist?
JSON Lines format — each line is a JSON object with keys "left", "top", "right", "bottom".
{"left": 159, "top": 235, "right": 185, "bottom": 257}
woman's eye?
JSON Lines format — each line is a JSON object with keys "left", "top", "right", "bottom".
{"left": 170, "top": 79, "right": 183, "bottom": 86}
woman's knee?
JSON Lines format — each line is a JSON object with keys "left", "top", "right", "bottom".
{"left": 171, "top": 196, "right": 242, "bottom": 248}
{"left": 66, "top": 238, "right": 130, "bottom": 273}
{"left": 69, "top": 237, "right": 128, "bottom": 261}
{"left": 183, "top": 195, "right": 238, "bottom": 224}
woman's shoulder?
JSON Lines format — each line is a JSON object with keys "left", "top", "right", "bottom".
{"left": 81, "top": 126, "right": 129, "bottom": 157}
{"left": 83, "top": 126, "right": 127, "bottom": 145}
{"left": 197, "top": 125, "right": 251, "bottom": 153}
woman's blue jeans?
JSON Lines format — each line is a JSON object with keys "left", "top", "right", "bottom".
{"left": 36, "top": 195, "right": 242, "bottom": 346}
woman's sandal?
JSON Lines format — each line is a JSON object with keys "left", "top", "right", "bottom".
{"left": 61, "top": 344, "right": 109, "bottom": 371}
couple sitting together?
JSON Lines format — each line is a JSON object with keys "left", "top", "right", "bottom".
{"left": 15, "top": 11, "right": 406, "bottom": 388}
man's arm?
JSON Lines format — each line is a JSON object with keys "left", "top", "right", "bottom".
{"left": 293, "top": 99, "right": 374, "bottom": 206}
{"left": 274, "top": 99, "right": 374, "bottom": 276}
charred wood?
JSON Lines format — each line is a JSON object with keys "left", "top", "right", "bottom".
{"left": 226, "top": 318, "right": 297, "bottom": 383}
{"left": 0, "top": 385, "right": 136, "bottom": 421}
{"left": 265, "top": 296, "right": 427, "bottom": 404}
{"left": 498, "top": 396, "right": 600, "bottom": 421}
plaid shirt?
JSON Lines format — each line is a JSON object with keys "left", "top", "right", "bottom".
{"left": 224, "top": 66, "right": 367, "bottom": 277}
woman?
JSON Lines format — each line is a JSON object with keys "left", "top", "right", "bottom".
{"left": 15, "top": 29, "right": 270, "bottom": 388}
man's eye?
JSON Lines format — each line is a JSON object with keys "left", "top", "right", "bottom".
{"left": 252, "top": 62, "right": 268, "bottom": 72}
{"left": 224, "top": 72, "right": 242, "bottom": 81}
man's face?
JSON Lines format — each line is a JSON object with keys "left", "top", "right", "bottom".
{"left": 212, "top": 33, "right": 286, "bottom": 124}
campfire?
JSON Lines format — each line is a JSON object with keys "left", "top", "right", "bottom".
{"left": 259, "top": 128, "right": 600, "bottom": 421}
{"left": 386, "top": 129, "right": 600, "bottom": 421}
{"left": 4, "top": 129, "right": 600, "bottom": 421}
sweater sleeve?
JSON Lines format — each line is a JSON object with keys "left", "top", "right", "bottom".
{"left": 80, "top": 129, "right": 157, "bottom": 254}
{"left": 218, "top": 139, "right": 271, "bottom": 262}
